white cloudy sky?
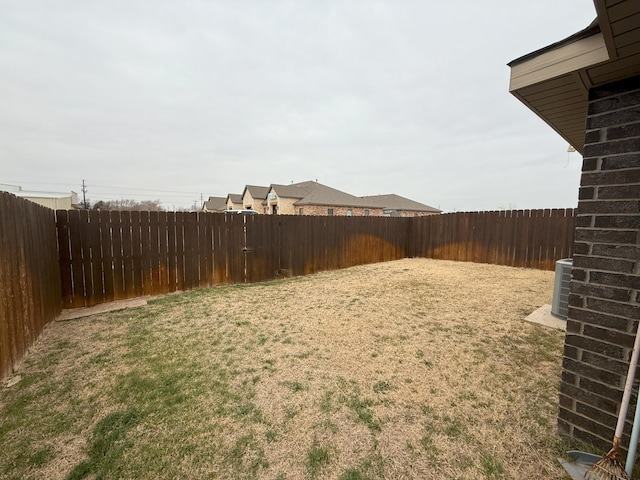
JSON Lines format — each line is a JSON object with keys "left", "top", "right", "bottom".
{"left": 0, "top": 0, "right": 595, "bottom": 212}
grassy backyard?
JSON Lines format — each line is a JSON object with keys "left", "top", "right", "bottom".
{"left": 0, "top": 258, "right": 574, "bottom": 479}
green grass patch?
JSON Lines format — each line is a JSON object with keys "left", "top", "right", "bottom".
{"left": 306, "top": 439, "right": 331, "bottom": 478}
{"left": 66, "top": 409, "right": 141, "bottom": 480}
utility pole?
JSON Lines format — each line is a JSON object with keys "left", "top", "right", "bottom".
{"left": 81, "top": 179, "right": 89, "bottom": 209}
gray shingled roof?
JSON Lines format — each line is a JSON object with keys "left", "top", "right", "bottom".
{"left": 227, "top": 193, "right": 242, "bottom": 203}
{"left": 293, "top": 183, "right": 366, "bottom": 207}
{"left": 244, "top": 185, "right": 270, "bottom": 200}
{"left": 360, "top": 194, "right": 441, "bottom": 213}
{"left": 281, "top": 181, "right": 440, "bottom": 211}
{"left": 203, "top": 196, "right": 227, "bottom": 211}
{"left": 270, "top": 181, "right": 320, "bottom": 200}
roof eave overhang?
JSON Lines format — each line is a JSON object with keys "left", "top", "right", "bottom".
{"left": 508, "top": 26, "right": 611, "bottom": 155}
{"left": 509, "top": 0, "right": 640, "bottom": 155}
{"left": 508, "top": 32, "right": 608, "bottom": 92}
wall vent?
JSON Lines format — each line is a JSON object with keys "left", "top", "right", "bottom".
{"left": 551, "top": 258, "right": 573, "bottom": 319}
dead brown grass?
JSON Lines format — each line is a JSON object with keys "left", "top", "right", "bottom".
{"left": 0, "top": 258, "right": 570, "bottom": 479}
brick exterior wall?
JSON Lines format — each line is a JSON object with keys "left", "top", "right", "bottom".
{"left": 285, "top": 205, "right": 440, "bottom": 216}
{"left": 242, "top": 191, "right": 266, "bottom": 213}
{"left": 297, "top": 205, "right": 384, "bottom": 216}
{"left": 272, "top": 196, "right": 298, "bottom": 215}
{"left": 558, "top": 75, "right": 640, "bottom": 451}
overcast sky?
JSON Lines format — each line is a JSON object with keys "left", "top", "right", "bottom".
{"left": 1, "top": 1, "right": 596, "bottom": 212}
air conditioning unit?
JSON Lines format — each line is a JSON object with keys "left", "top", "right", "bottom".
{"left": 551, "top": 258, "right": 573, "bottom": 319}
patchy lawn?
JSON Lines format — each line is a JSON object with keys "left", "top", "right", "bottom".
{"left": 0, "top": 259, "right": 572, "bottom": 479}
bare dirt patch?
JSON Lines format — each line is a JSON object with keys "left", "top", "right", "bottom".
{"left": 0, "top": 259, "right": 570, "bottom": 479}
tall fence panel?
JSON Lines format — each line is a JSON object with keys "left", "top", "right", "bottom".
{"left": 409, "top": 209, "right": 576, "bottom": 269}
{"left": 0, "top": 193, "right": 61, "bottom": 380}
{"left": 56, "top": 210, "right": 250, "bottom": 308}
{"left": 244, "top": 215, "right": 410, "bottom": 282}
{"left": 56, "top": 208, "right": 576, "bottom": 309}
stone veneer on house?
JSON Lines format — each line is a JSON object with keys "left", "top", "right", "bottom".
{"left": 558, "top": 74, "right": 640, "bottom": 451}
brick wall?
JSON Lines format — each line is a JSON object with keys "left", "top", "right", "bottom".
{"left": 297, "top": 205, "right": 385, "bottom": 216}
{"left": 559, "top": 75, "right": 640, "bottom": 450}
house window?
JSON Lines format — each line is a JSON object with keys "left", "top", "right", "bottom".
{"left": 299, "top": 208, "right": 303, "bottom": 215}
{"left": 327, "top": 208, "right": 334, "bottom": 216}
{"left": 346, "top": 209, "right": 352, "bottom": 216}
{"left": 364, "top": 209, "right": 369, "bottom": 216}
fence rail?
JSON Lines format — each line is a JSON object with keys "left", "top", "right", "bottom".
{"left": 56, "top": 208, "right": 577, "bottom": 309}
{"left": 0, "top": 193, "right": 61, "bottom": 380}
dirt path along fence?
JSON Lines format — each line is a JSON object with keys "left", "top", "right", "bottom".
{"left": 0, "top": 193, "right": 61, "bottom": 380}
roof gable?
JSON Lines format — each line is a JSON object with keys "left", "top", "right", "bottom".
{"left": 203, "top": 196, "right": 227, "bottom": 211}
{"left": 270, "top": 181, "right": 319, "bottom": 199}
{"left": 242, "top": 185, "right": 270, "bottom": 200}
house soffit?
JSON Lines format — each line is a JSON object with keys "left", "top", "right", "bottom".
{"left": 508, "top": 1, "right": 640, "bottom": 154}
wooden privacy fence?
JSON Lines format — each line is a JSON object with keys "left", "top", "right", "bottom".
{"left": 56, "top": 208, "right": 577, "bottom": 309}
{"left": 1, "top": 203, "right": 576, "bottom": 379}
{"left": 409, "top": 209, "right": 576, "bottom": 271}
{"left": 56, "top": 211, "right": 411, "bottom": 308}
{"left": 0, "top": 193, "right": 61, "bottom": 380}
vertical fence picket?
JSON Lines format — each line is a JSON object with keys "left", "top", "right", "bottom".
{"left": 111, "top": 211, "right": 126, "bottom": 300}
{"left": 149, "top": 211, "right": 160, "bottom": 295}
{"left": 157, "top": 211, "right": 169, "bottom": 293}
{"left": 166, "top": 212, "right": 177, "bottom": 292}
{"left": 129, "top": 211, "right": 143, "bottom": 298}
{"left": 212, "top": 213, "right": 226, "bottom": 284}
{"left": 119, "top": 211, "right": 133, "bottom": 298}
{"left": 139, "top": 211, "right": 151, "bottom": 295}
{"left": 67, "top": 210, "right": 86, "bottom": 307}
{"left": 56, "top": 210, "right": 73, "bottom": 307}
{"left": 99, "top": 210, "right": 115, "bottom": 303}
{"left": 87, "top": 210, "right": 104, "bottom": 306}
{"left": 175, "top": 212, "right": 185, "bottom": 291}
{"left": 184, "top": 212, "right": 198, "bottom": 290}
{"left": 197, "top": 212, "right": 208, "bottom": 287}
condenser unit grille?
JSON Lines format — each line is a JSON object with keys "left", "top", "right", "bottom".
{"left": 551, "top": 258, "right": 573, "bottom": 319}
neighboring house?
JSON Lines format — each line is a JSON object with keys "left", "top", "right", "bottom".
{"left": 202, "top": 196, "right": 227, "bottom": 213}
{"left": 360, "top": 194, "right": 441, "bottom": 217}
{"left": 0, "top": 184, "right": 79, "bottom": 210}
{"left": 266, "top": 180, "right": 441, "bottom": 216}
{"left": 241, "top": 185, "right": 270, "bottom": 213}
{"left": 509, "top": 1, "right": 640, "bottom": 452}
{"left": 267, "top": 181, "right": 361, "bottom": 215}
{"left": 226, "top": 193, "right": 243, "bottom": 210}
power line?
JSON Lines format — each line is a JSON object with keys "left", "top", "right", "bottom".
{"left": 3, "top": 179, "right": 228, "bottom": 199}
{"left": 88, "top": 183, "right": 212, "bottom": 195}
